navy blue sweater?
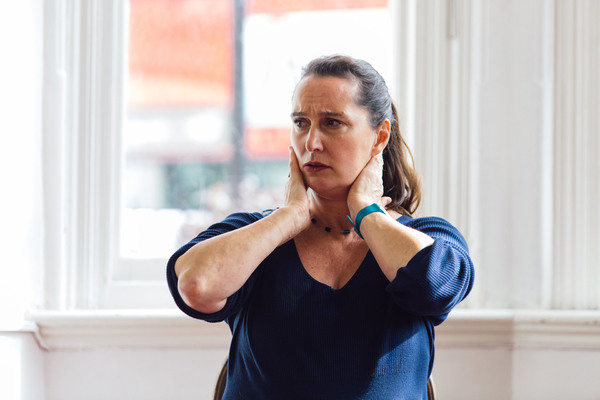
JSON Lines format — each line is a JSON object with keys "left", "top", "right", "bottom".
{"left": 167, "top": 212, "right": 474, "bottom": 399}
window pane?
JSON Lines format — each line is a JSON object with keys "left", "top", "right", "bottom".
{"left": 122, "top": 0, "right": 391, "bottom": 269}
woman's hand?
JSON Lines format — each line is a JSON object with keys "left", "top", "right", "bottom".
{"left": 347, "top": 153, "right": 433, "bottom": 278}
{"left": 347, "top": 152, "right": 391, "bottom": 219}
{"left": 283, "top": 147, "right": 311, "bottom": 234}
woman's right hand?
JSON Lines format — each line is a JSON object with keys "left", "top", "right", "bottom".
{"left": 283, "top": 146, "right": 311, "bottom": 235}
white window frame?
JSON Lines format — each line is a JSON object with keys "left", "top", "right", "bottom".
{"left": 42, "top": 0, "right": 182, "bottom": 310}
{"left": 42, "top": 0, "right": 128, "bottom": 310}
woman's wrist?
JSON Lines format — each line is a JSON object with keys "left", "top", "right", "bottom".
{"left": 271, "top": 205, "right": 310, "bottom": 238}
{"left": 348, "top": 197, "right": 381, "bottom": 221}
{"left": 347, "top": 203, "right": 387, "bottom": 239}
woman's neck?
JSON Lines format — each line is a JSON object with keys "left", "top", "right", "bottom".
{"left": 308, "top": 192, "right": 353, "bottom": 233}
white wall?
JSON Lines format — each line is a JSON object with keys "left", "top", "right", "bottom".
{"left": 0, "top": 333, "right": 45, "bottom": 400}
{"left": 0, "top": 1, "right": 45, "bottom": 399}
{"left": 434, "top": 347, "right": 513, "bottom": 400}
{"left": 512, "top": 349, "right": 600, "bottom": 400}
{"left": 0, "top": 0, "right": 43, "bottom": 319}
{"left": 34, "top": 328, "right": 600, "bottom": 400}
{"left": 435, "top": 347, "right": 600, "bottom": 400}
{"left": 44, "top": 347, "right": 228, "bottom": 400}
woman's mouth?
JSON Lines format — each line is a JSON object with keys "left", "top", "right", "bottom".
{"left": 304, "top": 161, "right": 330, "bottom": 173}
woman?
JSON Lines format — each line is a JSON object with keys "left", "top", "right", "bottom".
{"left": 167, "top": 55, "right": 474, "bottom": 399}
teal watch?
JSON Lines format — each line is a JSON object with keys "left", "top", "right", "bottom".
{"left": 346, "top": 203, "right": 386, "bottom": 239}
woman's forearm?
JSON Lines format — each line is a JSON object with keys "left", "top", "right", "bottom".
{"left": 359, "top": 212, "right": 434, "bottom": 281}
{"left": 175, "top": 207, "right": 305, "bottom": 314}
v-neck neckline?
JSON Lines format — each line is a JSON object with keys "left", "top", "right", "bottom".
{"left": 282, "top": 215, "right": 411, "bottom": 292}
{"left": 288, "top": 239, "right": 372, "bottom": 293}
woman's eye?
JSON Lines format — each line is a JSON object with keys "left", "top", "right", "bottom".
{"left": 325, "top": 119, "right": 341, "bottom": 127}
{"left": 294, "top": 119, "right": 307, "bottom": 128}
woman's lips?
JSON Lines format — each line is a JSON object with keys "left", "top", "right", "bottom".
{"left": 304, "top": 162, "right": 330, "bottom": 173}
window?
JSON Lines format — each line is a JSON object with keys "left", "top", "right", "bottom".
{"left": 42, "top": 0, "right": 393, "bottom": 310}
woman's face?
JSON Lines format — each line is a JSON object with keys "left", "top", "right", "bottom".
{"left": 291, "top": 75, "right": 384, "bottom": 200}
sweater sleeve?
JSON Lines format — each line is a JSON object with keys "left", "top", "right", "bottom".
{"left": 166, "top": 211, "right": 265, "bottom": 323}
{"left": 386, "top": 216, "right": 474, "bottom": 325}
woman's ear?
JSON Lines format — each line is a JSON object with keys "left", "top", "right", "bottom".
{"left": 372, "top": 119, "right": 391, "bottom": 156}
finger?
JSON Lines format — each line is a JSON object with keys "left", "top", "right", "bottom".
{"left": 288, "top": 146, "right": 300, "bottom": 176}
{"left": 289, "top": 147, "right": 308, "bottom": 186}
{"left": 381, "top": 196, "right": 392, "bottom": 207}
{"left": 376, "top": 152, "right": 384, "bottom": 167}
{"left": 366, "top": 152, "right": 384, "bottom": 170}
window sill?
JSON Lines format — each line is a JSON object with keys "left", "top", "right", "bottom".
{"left": 27, "top": 309, "right": 600, "bottom": 351}
{"left": 27, "top": 309, "right": 231, "bottom": 351}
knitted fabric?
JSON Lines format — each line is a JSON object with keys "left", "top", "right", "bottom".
{"left": 167, "top": 212, "right": 474, "bottom": 399}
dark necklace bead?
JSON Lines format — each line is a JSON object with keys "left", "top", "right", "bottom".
{"left": 311, "top": 217, "right": 351, "bottom": 234}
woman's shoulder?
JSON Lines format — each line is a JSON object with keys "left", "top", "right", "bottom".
{"left": 202, "top": 209, "right": 275, "bottom": 233}
{"left": 222, "top": 210, "right": 270, "bottom": 224}
{"left": 397, "top": 214, "right": 468, "bottom": 250}
{"left": 397, "top": 214, "right": 451, "bottom": 226}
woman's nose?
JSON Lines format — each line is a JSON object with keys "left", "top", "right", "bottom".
{"left": 305, "top": 127, "right": 323, "bottom": 152}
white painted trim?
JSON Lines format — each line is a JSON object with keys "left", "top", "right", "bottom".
{"left": 0, "top": 321, "right": 39, "bottom": 334}
{"left": 552, "top": 0, "right": 600, "bottom": 309}
{"left": 42, "top": 0, "right": 127, "bottom": 310}
{"left": 27, "top": 309, "right": 231, "bottom": 351}
{"left": 436, "top": 309, "right": 600, "bottom": 350}
{"left": 28, "top": 309, "right": 600, "bottom": 351}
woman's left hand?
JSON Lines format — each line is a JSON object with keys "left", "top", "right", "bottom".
{"left": 347, "top": 152, "right": 391, "bottom": 219}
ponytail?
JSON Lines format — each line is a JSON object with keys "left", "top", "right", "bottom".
{"left": 382, "top": 103, "right": 422, "bottom": 216}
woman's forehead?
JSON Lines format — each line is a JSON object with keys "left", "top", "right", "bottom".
{"left": 292, "top": 75, "right": 359, "bottom": 108}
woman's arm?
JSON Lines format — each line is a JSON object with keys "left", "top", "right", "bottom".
{"left": 175, "top": 148, "right": 310, "bottom": 314}
{"left": 386, "top": 217, "right": 474, "bottom": 323}
{"left": 175, "top": 207, "right": 302, "bottom": 314}
{"left": 347, "top": 153, "right": 434, "bottom": 281}
{"left": 357, "top": 211, "right": 434, "bottom": 281}
{"left": 348, "top": 154, "right": 473, "bottom": 321}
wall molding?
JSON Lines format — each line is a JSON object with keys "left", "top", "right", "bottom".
{"left": 27, "top": 309, "right": 600, "bottom": 351}
{"left": 436, "top": 309, "right": 600, "bottom": 350}
{"left": 28, "top": 309, "right": 231, "bottom": 351}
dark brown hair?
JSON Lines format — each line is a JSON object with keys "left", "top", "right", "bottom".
{"left": 299, "top": 55, "right": 422, "bottom": 216}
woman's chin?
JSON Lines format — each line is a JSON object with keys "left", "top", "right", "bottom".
{"left": 307, "top": 184, "right": 350, "bottom": 202}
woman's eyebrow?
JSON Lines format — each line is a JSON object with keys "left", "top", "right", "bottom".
{"left": 290, "top": 111, "right": 345, "bottom": 118}
{"left": 320, "top": 111, "right": 346, "bottom": 118}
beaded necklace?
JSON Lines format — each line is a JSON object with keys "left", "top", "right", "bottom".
{"left": 310, "top": 217, "right": 352, "bottom": 235}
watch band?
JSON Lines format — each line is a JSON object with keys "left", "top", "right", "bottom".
{"left": 346, "top": 203, "right": 386, "bottom": 239}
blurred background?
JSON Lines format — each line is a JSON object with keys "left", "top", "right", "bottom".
{"left": 122, "top": 0, "right": 393, "bottom": 265}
